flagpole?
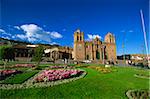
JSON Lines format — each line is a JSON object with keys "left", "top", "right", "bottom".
{"left": 140, "top": 9, "right": 149, "bottom": 67}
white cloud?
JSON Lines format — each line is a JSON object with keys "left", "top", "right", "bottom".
{"left": 1, "top": 36, "right": 10, "bottom": 39}
{"left": 50, "top": 31, "right": 63, "bottom": 39}
{"left": 87, "top": 34, "right": 93, "bottom": 39}
{"left": 16, "top": 34, "right": 27, "bottom": 39}
{"left": 0, "top": 29, "right": 5, "bottom": 33}
{"left": 50, "top": 42, "right": 59, "bottom": 45}
{"left": 87, "top": 34, "right": 102, "bottom": 40}
{"left": 0, "top": 24, "right": 62, "bottom": 44}
{"left": 18, "top": 24, "right": 40, "bottom": 41}
{"left": 14, "top": 26, "right": 20, "bottom": 30}
{"left": 0, "top": 28, "right": 12, "bottom": 36}
{"left": 16, "top": 24, "right": 62, "bottom": 43}
{"left": 12, "top": 36, "right": 15, "bottom": 39}
{"left": 5, "top": 33, "right": 12, "bottom": 36}
{"left": 120, "top": 30, "right": 134, "bottom": 33}
{"left": 20, "top": 24, "right": 42, "bottom": 35}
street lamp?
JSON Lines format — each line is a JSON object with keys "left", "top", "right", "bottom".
{"left": 122, "top": 31, "right": 126, "bottom": 65}
{"left": 122, "top": 42, "right": 126, "bottom": 65}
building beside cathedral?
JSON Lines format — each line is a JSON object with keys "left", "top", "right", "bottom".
{"left": 73, "top": 29, "right": 117, "bottom": 63}
{"left": 0, "top": 29, "right": 117, "bottom": 64}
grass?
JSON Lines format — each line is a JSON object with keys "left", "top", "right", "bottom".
{"left": 0, "top": 65, "right": 149, "bottom": 99}
{"left": 1, "top": 71, "right": 38, "bottom": 84}
{"left": 36, "top": 64, "right": 49, "bottom": 70}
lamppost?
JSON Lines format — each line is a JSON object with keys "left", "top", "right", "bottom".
{"left": 122, "top": 31, "right": 126, "bottom": 65}
{"left": 122, "top": 42, "right": 126, "bottom": 65}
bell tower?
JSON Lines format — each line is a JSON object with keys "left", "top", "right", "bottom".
{"left": 104, "top": 32, "right": 117, "bottom": 62}
{"left": 105, "top": 32, "right": 115, "bottom": 43}
{"left": 73, "top": 29, "right": 85, "bottom": 60}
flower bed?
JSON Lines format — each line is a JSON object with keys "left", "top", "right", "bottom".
{"left": 134, "top": 74, "right": 150, "bottom": 79}
{"left": 35, "top": 69, "right": 83, "bottom": 82}
{"left": 87, "top": 66, "right": 116, "bottom": 73}
{"left": 14, "top": 64, "right": 35, "bottom": 68}
{"left": 0, "top": 70, "right": 22, "bottom": 80}
{"left": 126, "top": 89, "right": 150, "bottom": 99}
{"left": 0, "top": 69, "right": 86, "bottom": 89}
{"left": 49, "top": 66, "right": 74, "bottom": 69}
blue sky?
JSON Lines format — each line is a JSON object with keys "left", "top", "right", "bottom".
{"left": 0, "top": 0, "right": 149, "bottom": 55}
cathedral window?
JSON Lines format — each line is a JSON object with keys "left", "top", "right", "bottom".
{"left": 77, "top": 36, "right": 79, "bottom": 41}
{"left": 96, "top": 50, "right": 100, "bottom": 59}
{"left": 110, "top": 35, "right": 112, "bottom": 43}
{"left": 80, "top": 36, "right": 82, "bottom": 41}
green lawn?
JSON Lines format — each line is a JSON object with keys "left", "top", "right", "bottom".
{"left": 0, "top": 66, "right": 149, "bottom": 99}
{"left": 1, "top": 71, "right": 38, "bottom": 84}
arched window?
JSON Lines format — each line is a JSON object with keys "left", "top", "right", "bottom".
{"left": 86, "top": 55, "right": 89, "bottom": 60}
{"left": 96, "top": 50, "right": 100, "bottom": 59}
{"left": 109, "top": 35, "right": 112, "bottom": 43}
{"left": 97, "top": 44, "right": 98, "bottom": 49}
{"left": 80, "top": 36, "right": 82, "bottom": 41}
{"left": 77, "top": 36, "right": 79, "bottom": 41}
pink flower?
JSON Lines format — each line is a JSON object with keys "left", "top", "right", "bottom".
{"left": 0, "top": 70, "right": 22, "bottom": 77}
{"left": 35, "top": 69, "right": 83, "bottom": 82}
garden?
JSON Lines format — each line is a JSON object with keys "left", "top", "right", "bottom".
{"left": 0, "top": 63, "right": 86, "bottom": 89}
{"left": 0, "top": 45, "right": 149, "bottom": 98}
{"left": 0, "top": 62, "right": 149, "bottom": 99}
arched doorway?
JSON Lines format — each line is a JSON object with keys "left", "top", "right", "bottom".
{"left": 96, "top": 50, "right": 100, "bottom": 59}
{"left": 86, "top": 55, "right": 89, "bottom": 60}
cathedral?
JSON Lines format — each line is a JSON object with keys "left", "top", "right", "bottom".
{"left": 73, "top": 29, "right": 117, "bottom": 63}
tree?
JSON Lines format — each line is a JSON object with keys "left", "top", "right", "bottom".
{"left": 0, "top": 45, "right": 15, "bottom": 69}
{"left": 32, "top": 45, "right": 44, "bottom": 68}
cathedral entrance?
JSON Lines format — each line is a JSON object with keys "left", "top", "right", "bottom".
{"left": 96, "top": 50, "right": 100, "bottom": 59}
{"left": 86, "top": 55, "right": 89, "bottom": 60}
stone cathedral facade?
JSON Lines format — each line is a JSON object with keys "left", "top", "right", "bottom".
{"left": 73, "top": 29, "right": 117, "bottom": 63}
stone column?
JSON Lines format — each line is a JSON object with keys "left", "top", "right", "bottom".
{"left": 50, "top": 52, "right": 52, "bottom": 60}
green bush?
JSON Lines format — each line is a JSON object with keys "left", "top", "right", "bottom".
{"left": 0, "top": 45, "right": 15, "bottom": 61}
{"left": 32, "top": 46, "right": 44, "bottom": 67}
